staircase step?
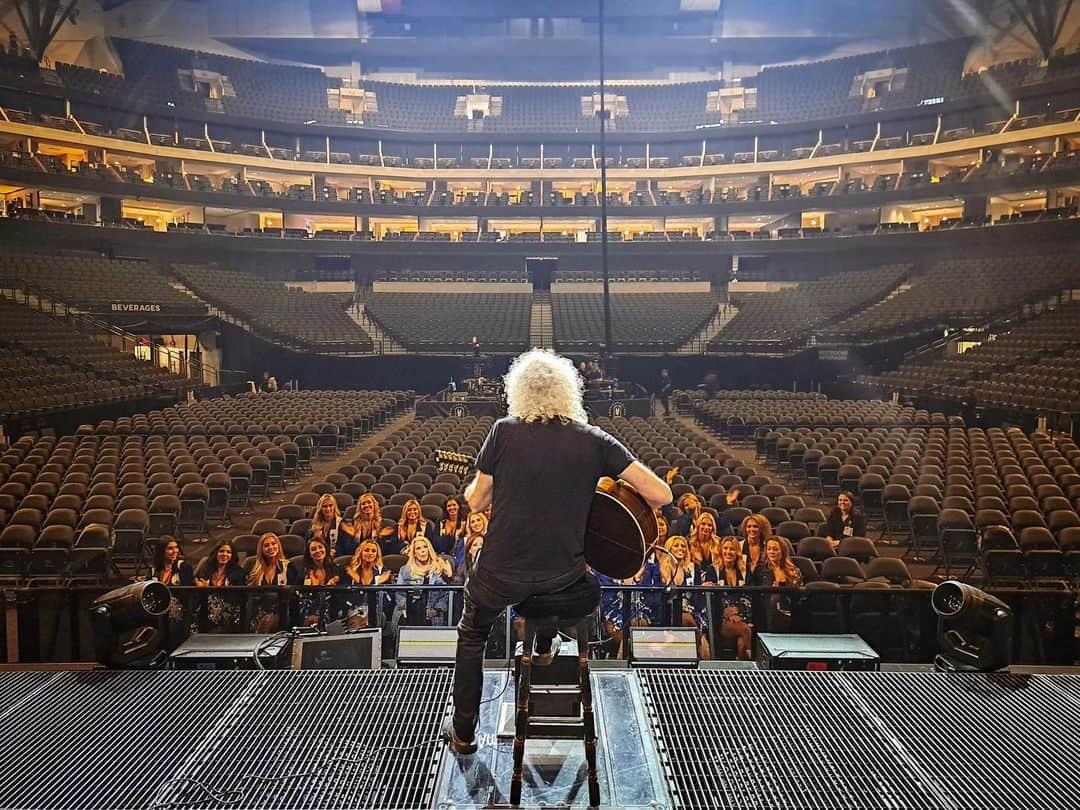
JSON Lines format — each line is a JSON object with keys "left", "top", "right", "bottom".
{"left": 677, "top": 301, "right": 738, "bottom": 354}
{"left": 529, "top": 290, "right": 553, "bottom": 349}
{"left": 349, "top": 302, "right": 405, "bottom": 353}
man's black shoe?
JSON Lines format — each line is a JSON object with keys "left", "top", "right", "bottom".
{"left": 441, "top": 717, "right": 478, "bottom": 755}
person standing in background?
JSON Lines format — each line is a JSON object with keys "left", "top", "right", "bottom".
{"left": 658, "top": 368, "right": 673, "bottom": 416}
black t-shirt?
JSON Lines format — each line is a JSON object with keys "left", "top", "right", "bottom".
{"left": 474, "top": 416, "right": 636, "bottom": 582}
{"left": 823, "top": 510, "right": 866, "bottom": 541}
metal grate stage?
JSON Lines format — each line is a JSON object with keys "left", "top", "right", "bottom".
{"left": 2, "top": 668, "right": 1079, "bottom": 809}
{"left": 0, "top": 670, "right": 55, "bottom": 712}
{"left": 642, "top": 670, "right": 1080, "bottom": 810}
{"left": 0, "top": 669, "right": 452, "bottom": 810}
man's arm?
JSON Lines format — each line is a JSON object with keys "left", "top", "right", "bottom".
{"left": 465, "top": 471, "right": 493, "bottom": 513}
{"left": 618, "top": 461, "right": 673, "bottom": 509}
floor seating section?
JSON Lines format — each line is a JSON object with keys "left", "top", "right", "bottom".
{"left": 822, "top": 254, "right": 1080, "bottom": 342}
{"left": 552, "top": 293, "right": 718, "bottom": 351}
{"left": 693, "top": 392, "right": 1080, "bottom": 586}
{"left": 0, "top": 391, "right": 410, "bottom": 584}
{"left": 363, "top": 292, "right": 532, "bottom": 352}
{"left": 296, "top": 414, "right": 792, "bottom": 543}
{"left": 692, "top": 394, "right": 918, "bottom": 432}
{"left": 709, "top": 265, "right": 910, "bottom": 351}
{"left": 0, "top": 253, "right": 205, "bottom": 316}
{"left": 171, "top": 265, "right": 373, "bottom": 353}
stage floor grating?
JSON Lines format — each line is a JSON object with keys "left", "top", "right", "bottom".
{"left": 1, "top": 668, "right": 1078, "bottom": 809}
{"left": 641, "top": 669, "right": 1080, "bottom": 810}
{"left": 0, "top": 669, "right": 452, "bottom": 810}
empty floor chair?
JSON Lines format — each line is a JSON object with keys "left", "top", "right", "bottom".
{"left": 148, "top": 494, "right": 180, "bottom": 543}
{"left": 113, "top": 508, "right": 149, "bottom": 571}
{"left": 863, "top": 556, "right": 913, "bottom": 586}
{"left": 907, "top": 495, "right": 940, "bottom": 563}
{"left": 979, "top": 525, "right": 1024, "bottom": 585}
{"left": 819, "top": 556, "right": 865, "bottom": 585}
{"left": 205, "top": 472, "right": 231, "bottom": 527}
{"left": 775, "top": 520, "right": 811, "bottom": 544}
{"left": 935, "top": 508, "right": 978, "bottom": 577}
{"left": 837, "top": 536, "right": 878, "bottom": 564}
{"left": 796, "top": 536, "right": 836, "bottom": 565}
{"left": 179, "top": 482, "right": 209, "bottom": 537}
{"left": 228, "top": 463, "right": 252, "bottom": 513}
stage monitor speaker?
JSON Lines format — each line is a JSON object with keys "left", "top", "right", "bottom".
{"left": 291, "top": 629, "right": 381, "bottom": 670}
{"left": 755, "top": 633, "right": 879, "bottom": 671}
{"left": 170, "top": 633, "right": 292, "bottom": 670}
{"left": 629, "top": 627, "right": 699, "bottom": 668}
{"left": 397, "top": 626, "right": 458, "bottom": 667}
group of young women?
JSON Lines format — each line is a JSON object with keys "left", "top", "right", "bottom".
{"left": 596, "top": 500, "right": 806, "bottom": 661}
{"left": 150, "top": 490, "right": 491, "bottom": 635}
{"left": 150, "top": 488, "right": 850, "bottom": 659}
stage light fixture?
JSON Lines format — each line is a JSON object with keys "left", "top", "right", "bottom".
{"left": 89, "top": 581, "right": 171, "bottom": 669}
{"left": 931, "top": 580, "right": 1013, "bottom": 672}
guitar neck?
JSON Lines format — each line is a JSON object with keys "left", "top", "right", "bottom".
{"left": 436, "top": 450, "right": 477, "bottom": 479}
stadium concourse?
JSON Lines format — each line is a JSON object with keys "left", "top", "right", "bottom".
{"left": 1, "top": 0, "right": 1080, "bottom": 807}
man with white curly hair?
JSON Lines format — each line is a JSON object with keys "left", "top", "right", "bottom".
{"left": 445, "top": 348, "right": 672, "bottom": 755}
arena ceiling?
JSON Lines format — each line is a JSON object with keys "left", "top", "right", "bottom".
{"left": 96, "top": 0, "right": 958, "bottom": 80}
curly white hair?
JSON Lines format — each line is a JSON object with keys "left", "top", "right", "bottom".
{"left": 504, "top": 349, "right": 587, "bottom": 424}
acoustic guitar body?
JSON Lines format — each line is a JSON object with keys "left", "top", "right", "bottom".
{"left": 585, "top": 478, "right": 657, "bottom": 579}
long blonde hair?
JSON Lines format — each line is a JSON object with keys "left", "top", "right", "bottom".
{"left": 659, "top": 534, "right": 692, "bottom": 583}
{"left": 354, "top": 494, "right": 384, "bottom": 540}
{"left": 405, "top": 536, "right": 440, "bottom": 577}
{"left": 688, "top": 512, "right": 718, "bottom": 566}
{"left": 346, "top": 539, "right": 383, "bottom": 583}
{"left": 504, "top": 349, "right": 587, "bottom": 424}
{"left": 397, "top": 498, "right": 424, "bottom": 542}
{"left": 248, "top": 532, "right": 286, "bottom": 585}
{"left": 311, "top": 493, "right": 341, "bottom": 535}
{"left": 464, "top": 510, "right": 487, "bottom": 540}
{"left": 711, "top": 536, "right": 746, "bottom": 580}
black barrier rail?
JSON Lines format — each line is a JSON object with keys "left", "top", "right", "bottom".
{"left": 1, "top": 584, "right": 1076, "bottom": 666}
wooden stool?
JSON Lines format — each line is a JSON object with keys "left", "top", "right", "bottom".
{"left": 510, "top": 585, "right": 600, "bottom": 809}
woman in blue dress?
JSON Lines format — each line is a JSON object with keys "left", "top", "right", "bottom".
{"left": 658, "top": 535, "right": 711, "bottom": 660}
{"left": 341, "top": 538, "right": 392, "bottom": 629}
{"left": 705, "top": 536, "right": 753, "bottom": 659}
